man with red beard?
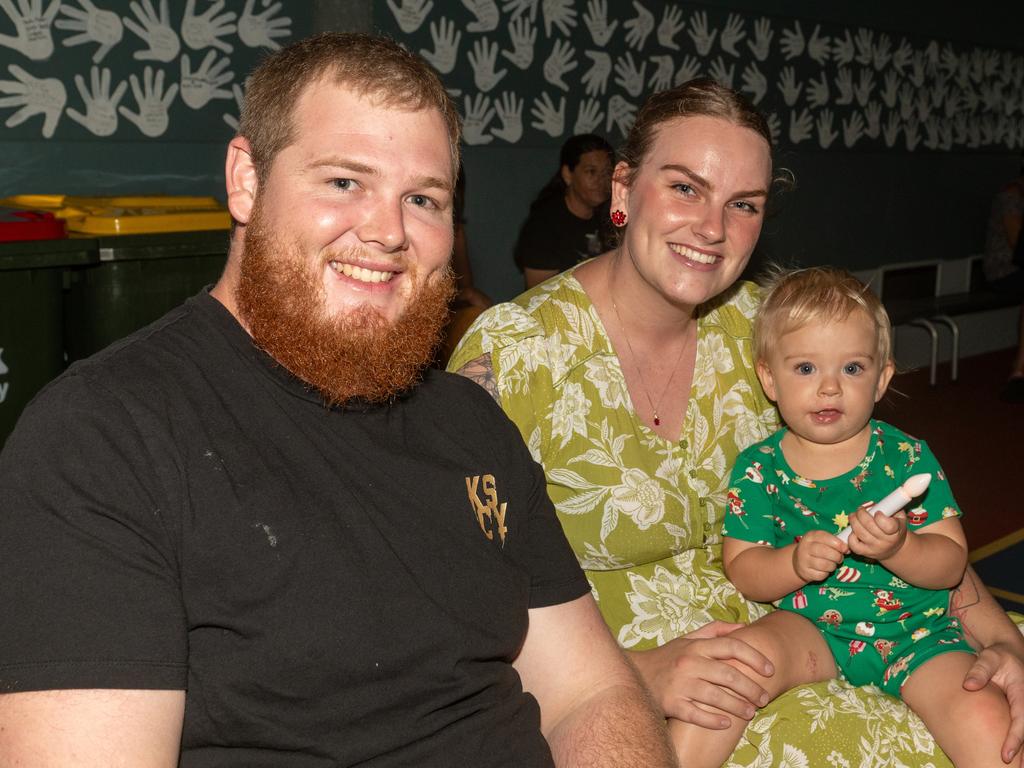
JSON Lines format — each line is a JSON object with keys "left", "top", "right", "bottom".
{"left": 0, "top": 34, "right": 675, "bottom": 768}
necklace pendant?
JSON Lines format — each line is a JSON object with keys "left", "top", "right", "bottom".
{"left": 653, "top": 415, "right": 661, "bottom": 426}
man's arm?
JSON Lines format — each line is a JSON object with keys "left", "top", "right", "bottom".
{"left": 514, "top": 594, "right": 677, "bottom": 768}
{"left": 0, "top": 689, "right": 185, "bottom": 765}
{"left": 952, "top": 565, "right": 1024, "bottom": 763}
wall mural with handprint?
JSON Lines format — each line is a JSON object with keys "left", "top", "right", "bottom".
{"left": 0, "top": 0, "right": 308, "bottom": 141}
{"left": 379, "top": 0, "right": 1024, "bottom": 152}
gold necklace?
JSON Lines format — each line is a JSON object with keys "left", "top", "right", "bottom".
{"left": 610, "top": 299, "right": 689, "bottom": 427}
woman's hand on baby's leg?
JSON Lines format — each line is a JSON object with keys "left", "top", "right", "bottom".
{"left": 627, "top": 621, "right": 774, "bottom": 729}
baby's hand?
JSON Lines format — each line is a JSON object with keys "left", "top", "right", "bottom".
{"left": 792, "top": 530, "right": 846, "bottom": 582}
{"left": 848, "top": 507, "right": 907, "bottom": 561}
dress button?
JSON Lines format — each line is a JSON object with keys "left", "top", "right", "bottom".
{"left": 689, "top": 469, "right": 697, "bottom": 478}
{"left": 680, "top": 439, "right": 688, "bottom": 449}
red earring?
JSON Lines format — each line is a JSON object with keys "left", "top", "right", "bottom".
{"left": 611, "top": 209, "right": 627, "bottom": 227}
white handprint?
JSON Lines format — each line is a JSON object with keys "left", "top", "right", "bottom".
{"left": 387, "top": 0, "right": 432, "bottom": 34}
{"left": 777, "top": 66, "right": 801, "bottom": 106}
{"left": 182, "top": 0, "right": 236, "bottom": 54}
{"left": 719, "top": 13, "right": 745, "bottom": 57}
{"left": 648, "top": 54, "right": 673, "bottom": 92}
{"left": 623, "top": 1, "right": 654, "bottom": 51}
{"left": 468, "top": 38, "right": 507, "bottom": 93}
{"left": 238, "top": 0, "right": 291, "bottom": 51}
{"left": 123, "top": 0, "right": 179, "bottom": 62}
{"left": 573, "top": 97, "right": 602, "bottom": 134}
{"left": 614, "top": 52, "right": 645, "bottom": 97}
{"left": 582, "top": 0, "right": 616, "bottom": 46}
{"left": 687, "top": 11, "right": 716, "bottom": 56}
{"left": 501, "top": 16, "right": 535, "bottom": 70}
{"left": 543, "top": 39, "right": 576, "bottom": 91}
{"left": 222, "top": 81, "right": 243, "bottom": 131}
{"left": 492, "top": 91, "right": 522, "bottom": 143}
{"left": 606, "top": 94, "right": 635, "bottom": 137}
{"left": 831, "top": 29, "right": 854, "bottom": 66}
{"left": 657, "top": 4, "right": 684, "bottom": 50}
{"left": 880, "top": 70, "right": 899, "bottom": 108}
{"left": 118, "top": 65, "right": 177, "bottom": 137}
{"left": 502, "top": 0, "right": 536, "bottom": 21}
{"left": 842, "top": 112, "right": 864, "bottom": 147}
{"left": 882, "top": 111, "right": 900, "bottom": 147}
{"left": 420, "top": 17, "right": 461, "bottom": 75}
{"left": 67, "top": 65, "right": 126, "bottom": 136}
{"left": 863, "top": 101, "right": 881, "bottom": 138}
{"left": 778, "top": 21, "right": 804, "bottom": 60}
{"left": 854, "top": 28, "right": 873, "bottom": 66}
{"left": 0, "top": 64, "right": 65, "bottom": 137}
{"left": 0, "top": 0, "right": 60, "bottom": 60}
{"left": 708, "top": 57, "right": 734, "bottom": 90}
{"left": 462, "top": 93, "right": 494, "bottom": 145}
{"left": 806, "top": 71, "right": 829, "bottom": 109}
{"left": 56, "top": 0, "right": 123, "bottom": 64}
{"left": 788, "top": 108, "right": 812, "bottom": 144}
{"left": 765, "top": 112, "right": 780, "bottom": 145}
{"left": 530, "top": 91, "right": 564, "bottom": 137}
{"left": 891, "top": 38, "right": 912, "bottom": 73}
{"left": 834, "top": 67, "right": 854, "bottom": 105}
{"left": 740, "top": 62, "right": 766, "bottom": 104}
{"left": 463, "top": 0, "right": 498, "bottom": 33}
{"left": 581, "top": 50, "right": 610, "bottom": 97}
{"left": 181, "top": 50, "right": 233, "bottom": 110}
{"left": 542, "top": 0, "right": 576, "bottom": 37}
{"left": 854, "top": 68, "right": 874, "bottom": 107}
{"left": 903, "top": 116, "right": 920, "bottom": 151}
{"left": 873, "top": 33, "right": 892, "bottom": 71}
{"left": 746, "top": 17, "right": 772, "bottom": 61}
{"left": 815, "top": 108, "right": 837, "bottom": 148}
{"left": 807, "top": 25, "right": 830, "bottom": 65}
{"left": 674, "top": 54, "right": 701, "bottom": 85}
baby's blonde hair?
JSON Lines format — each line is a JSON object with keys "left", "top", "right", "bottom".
{"left": 755, "top": 266, "right": 893, "bottom": 365}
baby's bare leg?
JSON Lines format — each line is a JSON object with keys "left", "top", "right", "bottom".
{"left": 669, "top": 611, "right": 837, "bottom": 768}
{"left": 902, "top": 651, "right": 1022, "bottom": 768}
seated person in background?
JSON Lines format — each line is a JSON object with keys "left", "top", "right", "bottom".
{"left": 451, "top": 77, "right": 1024, "bottom": 768}
{"left": 514, "top": 133, "right": 616, "bottom": 289}
{"left": 0, "top": 33, "right": 676, "bottom": 768}
{"left": 452, "top": 166, "right": 492, "bottom": 310}
{"left": 983, "top": 155, "right": 1024, "bottom": 402}
{"left": 675, "top": 266, "right": 1018, "bottom": 767}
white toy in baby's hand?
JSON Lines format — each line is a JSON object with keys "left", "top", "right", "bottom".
{"left": 836, "top": 473, "right": 932, "bottom": 544}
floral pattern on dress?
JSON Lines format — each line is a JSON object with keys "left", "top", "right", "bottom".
{"left": 448, "top": 268, "right": 961, "bottom": 767}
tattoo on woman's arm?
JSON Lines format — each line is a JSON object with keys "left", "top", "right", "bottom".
{"left": 455, "top": 353, "right": 500, "bottom": 403}
{"left": 950, "top": 568, "right": 982, "bottom": 644}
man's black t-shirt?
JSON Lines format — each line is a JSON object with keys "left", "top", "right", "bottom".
{"left": 514, "top": 195, "right": 612, "bottom": 272}
{"left": 0, "top": 291, "right": 589, "bottom": 767}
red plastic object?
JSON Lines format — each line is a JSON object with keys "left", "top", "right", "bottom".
{"left": 0, "top": 208, "right": 67, "bottom": 242}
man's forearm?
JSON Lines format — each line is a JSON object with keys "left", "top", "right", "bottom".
{"left": 546, "top": 675, "right": 677, "bottom": 768}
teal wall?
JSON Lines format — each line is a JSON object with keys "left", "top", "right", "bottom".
{"left": 1, "top": 2, "right": 1021, "bottom": 305}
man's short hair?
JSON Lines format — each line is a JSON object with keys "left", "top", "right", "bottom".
{"left": 239, "top": 32, "right": 461, "bottom": 186}
{"left": 755, "top": 266, "right": 893, "bottom": 366}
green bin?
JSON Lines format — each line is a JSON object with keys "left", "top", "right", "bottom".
{"left": 64, "top": 230, "right": 230, "bottom": 362}
{"left": 0, "top": 238, "right": 98, "bottom": 446}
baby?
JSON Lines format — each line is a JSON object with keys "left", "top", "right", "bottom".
{"left": 670, "top": 267, "right": 1017, "bottom": 767}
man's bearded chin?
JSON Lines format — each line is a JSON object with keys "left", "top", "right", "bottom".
{"left": 235, "top": 211, "right": 455, "bottom": 407}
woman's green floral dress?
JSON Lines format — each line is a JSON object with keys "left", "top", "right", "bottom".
{"left": 449, "top": 268, "right": 950, "bottom": 767}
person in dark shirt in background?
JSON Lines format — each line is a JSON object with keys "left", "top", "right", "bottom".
{"left": 514, "top": 134, "right": 616, "bottom": 289}
{"left": 983, "top": 154, "right": 1024, "bottom": 402}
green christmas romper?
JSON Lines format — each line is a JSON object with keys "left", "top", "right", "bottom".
{"left": 722, "top": 420, "right": 974, "bottom": 697}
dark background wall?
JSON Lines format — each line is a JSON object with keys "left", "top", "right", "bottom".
{"left": 2, "top": 1, "right": 1021, "bottom": 305}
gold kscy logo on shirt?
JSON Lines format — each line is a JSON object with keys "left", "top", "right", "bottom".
{"left": 465, "top": 473, "right": 507, "bottom": 546}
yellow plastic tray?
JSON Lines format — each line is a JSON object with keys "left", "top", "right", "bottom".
{"left": 0, "top": 195, "right": 230, "bottom": 234}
